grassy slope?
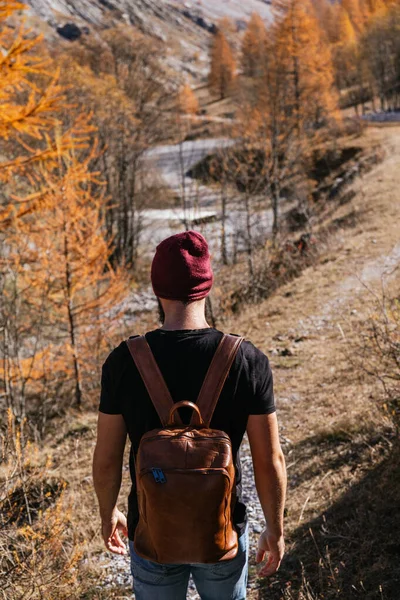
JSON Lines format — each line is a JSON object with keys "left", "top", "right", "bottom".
{"left": 225, "top": 124, "right": 400, "bottom": 600}
{"left": 43, "top": 124, "right": 400, "bottom": 599}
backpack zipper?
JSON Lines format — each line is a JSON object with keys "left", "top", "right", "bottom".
{"left": 141, "top": 433, "right": 232, "bottom": 445}
{"left": 139, "top": 466, "right": 233, "bottom": 481}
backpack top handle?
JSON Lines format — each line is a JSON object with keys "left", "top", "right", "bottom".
{"left": 168, "top": 400, "right": 204, "bottom": 427}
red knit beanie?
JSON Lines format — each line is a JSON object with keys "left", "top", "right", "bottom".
{"left": 151, "top": 231, "right": 214, "bottom": 301}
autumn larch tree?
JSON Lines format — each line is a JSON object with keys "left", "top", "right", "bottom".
{"left": 3, "top": 145, "right": 129, "bottom": 410}
{"left": 342, "top": 0, "right": 365, "bottom": 32}
{"left": 178, "top": 83, "right": 199, "bottom": 115}
{"left": 209, "top": 29, "right": 236, "bottom": 100}
{"left": 61, "top": 26, "right": 170, "bottom": 269}
{"left": 361, "top": 2, "right": 400, "bottom": 111}
{"left": 241, "top": 13, "right": 268, "bottom": 77}
{"left": 0, "top": 1, "right": 93, "bottom": 228}
{"left": 332, "top": 4, "right": 370, "bottom": 114}
{"left": 272, "top": 0, "right": 339, "bottom": 132}
{"left": 336, "top": 5, "right": 357, "bottom": 43}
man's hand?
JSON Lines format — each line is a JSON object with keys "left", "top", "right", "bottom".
{"left": 101, "top": 508, "right": 128, "bottom": 555}
{"left": 256, "top": 529, "right": 285, "bottom": 577}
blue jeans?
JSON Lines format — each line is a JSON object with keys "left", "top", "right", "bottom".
{"left": 129, "top": 525, "right": 249, "bottom": 600}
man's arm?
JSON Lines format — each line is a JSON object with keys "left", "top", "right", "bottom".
{"left": 247, "top": 412, "right": 287, "bottom": 577}
{"left": 93, "top": 412, "right": 128, "bottom": 555}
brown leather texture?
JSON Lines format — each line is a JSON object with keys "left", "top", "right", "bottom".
{"left": 126, "top": 336, "right": 182, "bottom": 426}
{"left": 190, "top": 334, "right": 244, "bottom": 427}
{"left": 126, "top": 333, "right": 244, "bottom": 565}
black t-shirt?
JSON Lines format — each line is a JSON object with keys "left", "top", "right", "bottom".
{"left": 99, "top": 327, "right": 275, "bottom": 540}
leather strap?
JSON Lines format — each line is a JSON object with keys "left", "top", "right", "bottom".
{"left": 190, "top": 334, "right": 244, "bottom": 427}
{"left": 126, "top": 336, "right": 182, "bottom": 427}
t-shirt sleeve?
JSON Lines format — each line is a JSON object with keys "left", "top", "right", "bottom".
{"left": 244, "top": 342, "right": 276, "bottom": 415}
{"left": 98, "top": 351, "right": 122, "bottom": 415}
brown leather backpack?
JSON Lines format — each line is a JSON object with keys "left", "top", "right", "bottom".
{"left": 126, "top": 333, "right": 244, "bottom": 565}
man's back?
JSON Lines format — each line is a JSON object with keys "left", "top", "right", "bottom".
{"left": 93, "top": 231, "right": 286, "bottom": 600}
{"left": 99, "top": 326, "right": 275, "bottom": 541}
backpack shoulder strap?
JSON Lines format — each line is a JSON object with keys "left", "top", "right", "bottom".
{"left": 125, "top": 335, "right": 182, "bottom": 427}
{"left": 190, "top": 334, "right": 244, "bottom": 427}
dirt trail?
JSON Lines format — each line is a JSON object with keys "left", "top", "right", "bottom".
{"left": 229, "top": 125, "right": 399, "bottom": 433}
{"left": 225, "top": 125, "right": 400, "bottom": 598}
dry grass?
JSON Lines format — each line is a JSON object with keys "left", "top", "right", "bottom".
{"left": 224, "top": 125, "right": 400, "bottom": 599}
{"left": 2, "top": 125, "right": 400, "bottom": 598}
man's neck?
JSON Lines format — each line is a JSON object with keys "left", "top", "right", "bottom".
{"left": 160, "top": 314, "right": 210, "bottom": 331}
{"left": 160, "top": 299, "right": 210, "bottom": 331}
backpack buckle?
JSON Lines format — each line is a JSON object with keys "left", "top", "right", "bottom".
{"left": 152, "top": 468, "right": 166, "bottom": 483}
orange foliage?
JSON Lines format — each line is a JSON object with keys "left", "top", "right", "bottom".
{"left": 0, "top": 1, "right": 93, "bottom": 222}
{"left": 336, "top": 5, "right": 357, "bottom": 43}
{"left": 208, "top": 29, "right": 236, "bottom": 100}
{"left": 178, "top": 83, "right": 199, "bottom": 115}
{"left": 3, "top": 144, "right": 129, "bottom": 409}
{"left": 342, "top": 0, "right": 365, "bottom": 31}
{"left": 241, "top": 12, "right": 268, "bottom": 77}
{"left": 273, "top": 0, "right": 339, "bottom": 130}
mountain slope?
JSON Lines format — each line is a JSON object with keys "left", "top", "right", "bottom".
{"left": 25, "top": 0, "right": 272, "bottom": 34}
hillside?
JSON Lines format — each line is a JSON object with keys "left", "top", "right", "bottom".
{"left": 26, "top": 0, "right": 272, "bottom": 30}
{"left": 24, "top": 0, "right": 272, "bottom": 81}
{"left": 2, "top": 1, "right": 400, "bottom": 597}
{"left": 11, "top": 123, "right": 398, "bottom": 599}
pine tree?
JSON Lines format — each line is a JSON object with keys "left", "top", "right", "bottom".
{"left": 208, "top": 30, "right": 236, "bottom": 100}
{"left": 241, "top": 13, "right": 268, "bottom": 77}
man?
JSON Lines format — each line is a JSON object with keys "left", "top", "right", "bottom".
{"left": 93, "top": 230, "right": 286, "bottom": 600}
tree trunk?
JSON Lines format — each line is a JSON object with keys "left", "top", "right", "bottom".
{"left": 220, "top": 182, "right": 228, "bottom": 265}
{"left": 178, "top": 136, "right": 190, "bottom": 231}
{"left": 271, "top": 180, "right": 279, "bottom": 239}
{"left": 244, "top": 193, "right": 254, "bottom": 281}
{"left": 63, "top": 223, "right": 82, "bottom": 408}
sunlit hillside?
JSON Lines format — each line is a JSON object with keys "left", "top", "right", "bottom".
{"left": 1, "top": 0, "right": 399, "bottom": 598}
